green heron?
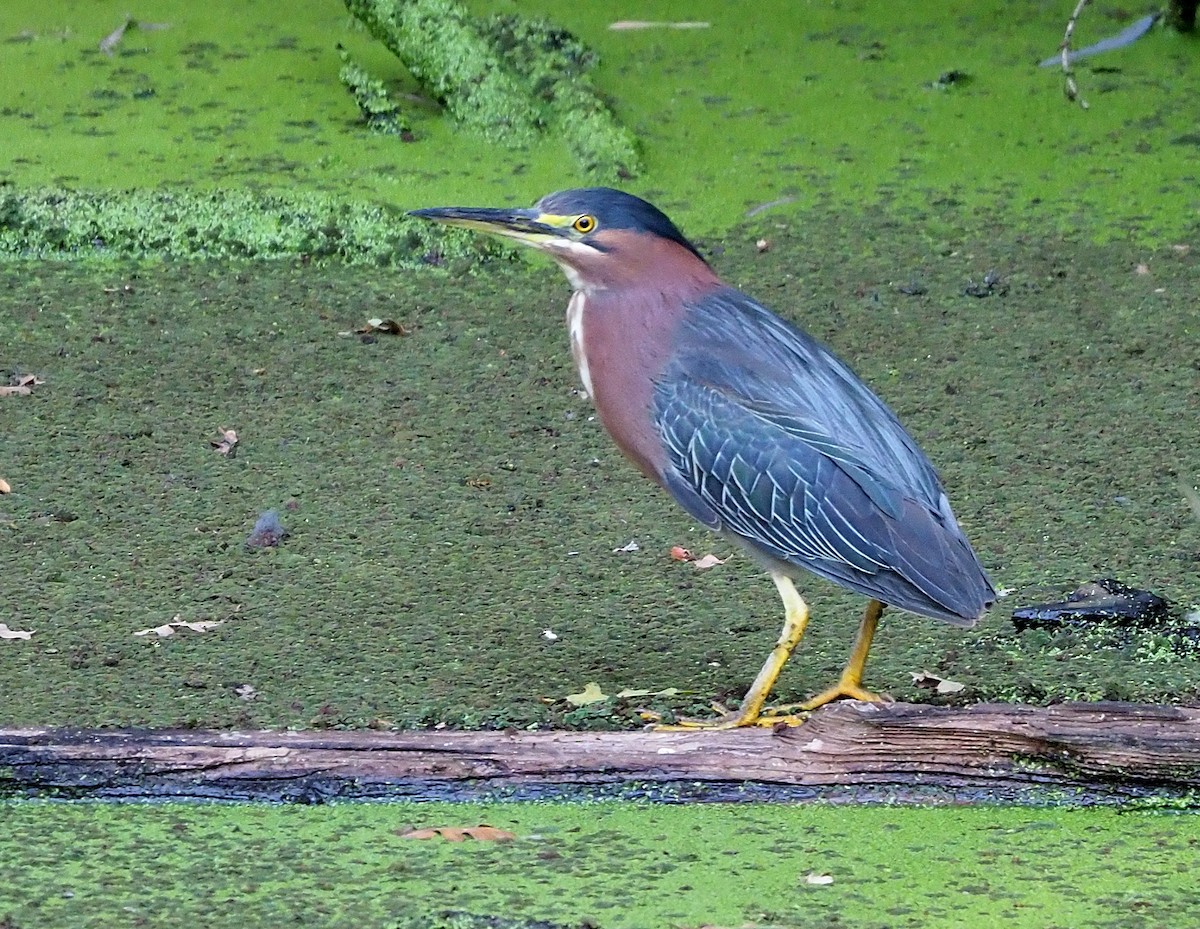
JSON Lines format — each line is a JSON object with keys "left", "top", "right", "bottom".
{"left": 410, "top": 188, "right": 995, "bottom": 728}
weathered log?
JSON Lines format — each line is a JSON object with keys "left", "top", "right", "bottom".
{"left": 2, "top": 701, "right": 1198, "bottom": 802}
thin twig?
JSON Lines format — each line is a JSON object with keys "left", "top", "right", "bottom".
{"left": 1061, "top": 0, "right": 1091, "bottom": 108}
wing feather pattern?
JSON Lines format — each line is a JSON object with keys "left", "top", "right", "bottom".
{"left": 654, "top": 287, "right": 994, "bottom": 625}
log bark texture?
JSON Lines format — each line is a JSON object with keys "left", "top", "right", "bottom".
{"left": 2, "top": 701, "right": 1198, "bottom": 802}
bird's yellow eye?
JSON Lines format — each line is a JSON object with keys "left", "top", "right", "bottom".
{"left": 573, "top": 214, "right": 597, "bottom": 234}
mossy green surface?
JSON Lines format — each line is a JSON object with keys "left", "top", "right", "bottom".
{"left": 0, "top": 187, "right": 503, "bottom": 263}
{"left": 2, "top": 1, "right": 1200, "bottom": 916}
{"left": 338, "top": 50, "right": 411, "bottom": 137}
{"left": 3, "top": 216, "right": 1198, "bottom": 730}
{"left": 3, "top": 800, "right": 1199, "bottom": 929}
{"left": 2, "top": 0, "right": 1198, "bottom": 247}
{"left": 344, "top": 0, "right": 541, "bottom": 146}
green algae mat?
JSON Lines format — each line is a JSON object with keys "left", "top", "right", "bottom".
{"left": 4, "top": 801, "right": 1200, "bottom": 929}
{"left": 3, "top": 0, "right": 1200, "bottom": 260}
{"left": 3, "top": 236, "right": 1199, "bottom": 730}
{"left": 4, "top": 2, "right": 1200, "bottom": 928}
{"left": 2, "top": 2, "right": 1197, "bottom": 727}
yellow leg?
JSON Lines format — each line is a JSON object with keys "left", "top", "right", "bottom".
{"left": 657, "top": 573, "right": 811, "bottom": 730}
{"left": 795, "top": 598, "right": 885, "bottom": 711}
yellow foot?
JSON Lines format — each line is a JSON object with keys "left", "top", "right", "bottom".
{"left": 798, "top": 680, "right": 885, "bottom": 712}
{"left": 648, "top": 703, "right": 810, "bottom": 731}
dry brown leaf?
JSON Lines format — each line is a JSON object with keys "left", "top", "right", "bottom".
{"left": 210, "top": 428, "right": 239, "bottom": 456}
{"left": 459, "top": 825, "right": 515, "bottom": 842}
{"left": 691, "top": 553, "right": 729, "bottom": 570}
{"left": 0, "top": 623, "right": 34, "bottom": 640}
{"left": 0, "top": 477, "right": 10, "bottom": 494}
{"left": 398, "top": 824, "right": 515, "bottom": 842}
{"left": 0, "top": 374, "right": 44, "bottom": 397}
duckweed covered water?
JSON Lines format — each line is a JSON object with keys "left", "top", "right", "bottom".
{"left": 3, "top": 800, "right": 1199, "bottom": 929}
{"left": 2, "top": 222, "right": 1198, "bottom": 730}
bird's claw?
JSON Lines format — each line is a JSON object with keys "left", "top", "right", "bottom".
{"left": 796, "top": 682, "right": 887, "bottom": 712}
{"left": 649, "top": 701, "right": 810, "bottom": 731}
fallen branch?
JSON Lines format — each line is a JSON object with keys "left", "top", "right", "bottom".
{"left": 2, "top": 702, "right": 1198, "bottom": 802}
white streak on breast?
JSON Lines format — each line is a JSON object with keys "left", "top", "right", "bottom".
{"left": 566, "top": 290, "right": 594, "bottom": 399}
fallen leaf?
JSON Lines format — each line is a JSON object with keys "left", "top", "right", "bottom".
{"left": 365, "top": 317, "right": 409, "bottom": 335}
{"left": 691, "top": 553, "right": 729, "bottom": 570}
{"left": 398, "top": 824, "right": 515, "bottom": 842}
{"left": 0, "top": 478, "right": 10, "bottom": 494}
{"left": 134, "top": 617, "right": 224, "bottom": 637}
{"left": 1135, "top": 263, "right": 1151, "bottom": 275}
{"left": 669, "top": 546, "right": 694, "bottom": 561}
{"left": 339, "top": 318, "right": 411, "bottom": 337}
{"left": 612, "top": 540, "right": 640, "bottom": 553}
{"left": 134, "top": 623, "right": 179, "bottom": 638}
{"left": 756, "top": 238, "right": 771, "bottom": 253}
{"left": 609, "top": 20, "right": 710, "bottom": 30}
{"left": 0, "top": 624, "right": 33, "bottom": 640}
{"left": 0, "top": 374, "right": 44, "bottom": 397}
{"left": 615, "top": 687, "right": 680, "bottom": 699}
{"left": 178, "top": 621, "right": 224, "bottom": 633}
{"left": 910, "top": 670, "right": 966, "bottom": 694}
{"left": 99, "top": 15, "right": 169, "bottom": 54}
{"left": 459, "top": 825, "right": 515, "bottom": 841}
{"left": 565, "top": 682, "right": 608, "bottom": 706}
{"left": 210, "top": 427, "right": 239, "bottom": 456}
{"left": 804, "top": 872, "right": 834, "bottom": 885}
{"left": 99, "top": 15, "right": 131, "bottom": 54}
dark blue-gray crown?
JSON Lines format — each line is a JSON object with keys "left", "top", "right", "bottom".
{"left": 536, "top": 187, "right": 705, "bottom": 262}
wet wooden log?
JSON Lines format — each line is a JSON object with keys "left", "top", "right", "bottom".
{"left": 2, "top": 701, "right": 1198, "bottom": 802}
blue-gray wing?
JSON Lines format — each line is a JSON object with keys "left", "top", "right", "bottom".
{"left": 653, "top": 287, "right": 994, "bottom": 625}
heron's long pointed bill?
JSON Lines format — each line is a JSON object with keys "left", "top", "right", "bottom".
{"left": 408, "top": 206, "right": 561, "bottom": 248}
